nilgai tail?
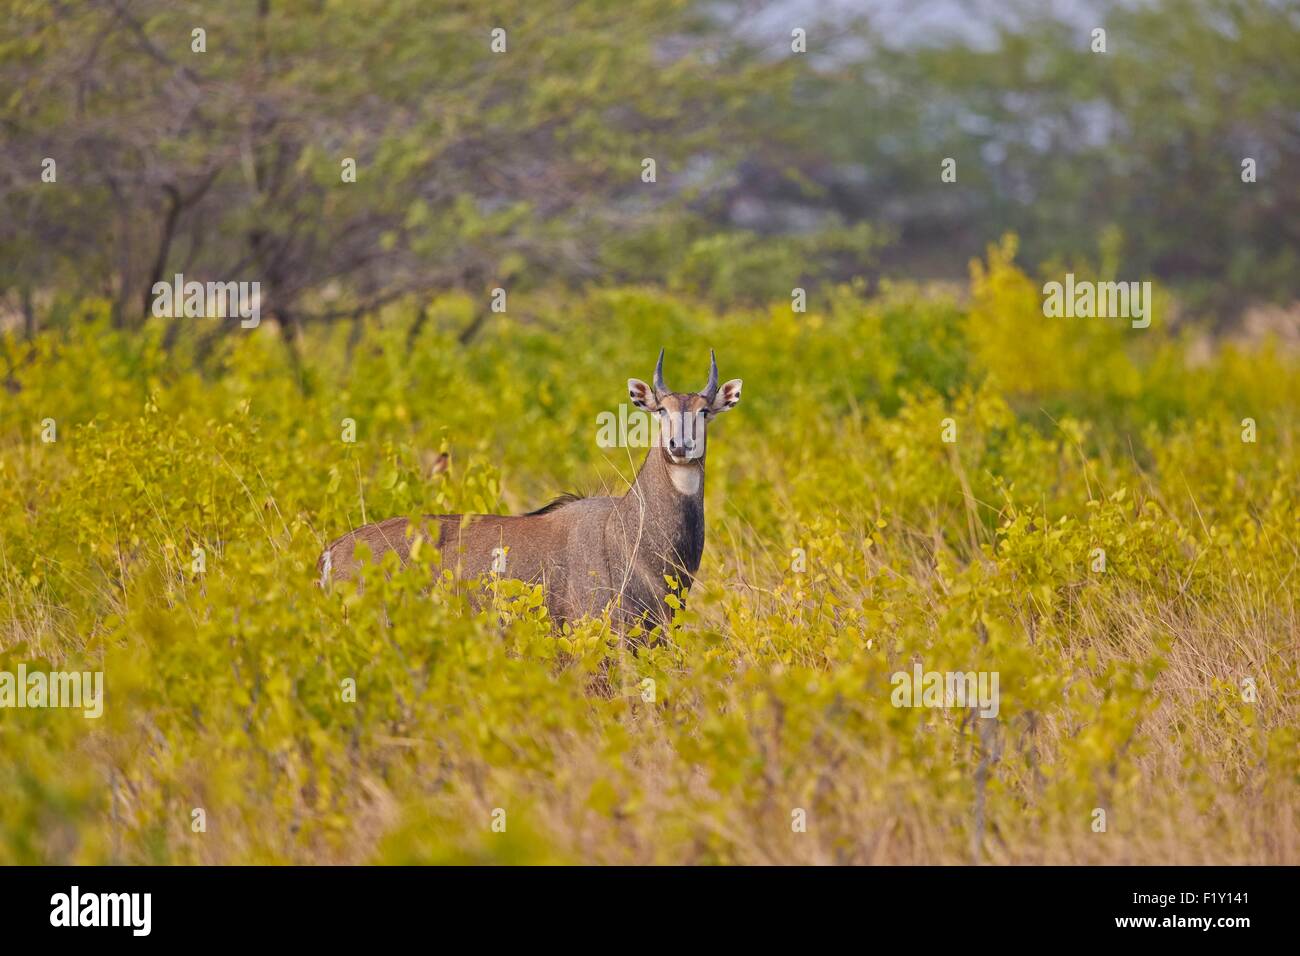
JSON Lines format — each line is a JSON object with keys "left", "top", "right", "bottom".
{"left": 318, "top": 349, "right": 743, "bottom": 632}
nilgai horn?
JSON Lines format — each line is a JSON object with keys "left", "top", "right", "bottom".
{"left": 318, "top": 350, "right": 743, "bottom": 632}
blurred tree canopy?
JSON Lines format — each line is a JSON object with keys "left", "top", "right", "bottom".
{"left": 1, "top": 0, "right": 1296, "bottom": 337}
{"left": 743, "top": 0, "right": 1300, "bottom": 319}
{"left": 0, "top": 0, "right": 829, "bottom": 335}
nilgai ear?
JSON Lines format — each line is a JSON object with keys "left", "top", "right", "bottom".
{"left": 709, "top": 378, "right": 742, "bottom": 414}
{"left": 628, "top": 378, "right": 661, "bottom": 412}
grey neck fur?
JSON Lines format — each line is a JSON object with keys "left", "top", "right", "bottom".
{"left": 614, "top": 447, "right": 706, "bottom": 580}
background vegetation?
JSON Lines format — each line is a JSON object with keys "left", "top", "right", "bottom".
{"left": 3, "top": 0, "right": 1298, "bottom": 329}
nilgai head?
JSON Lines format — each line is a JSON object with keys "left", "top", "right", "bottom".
{"left": 627, "top": 349, "right": 742, "bottom": 464}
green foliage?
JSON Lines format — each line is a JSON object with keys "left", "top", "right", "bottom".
{"left": 666, "top": 221, "right": 886, "bottom": 304}
{"left": 780, "top": 0, "right": 1300, "bottom": 317}
{"left": 0, "top": 247, "right": 1297, "bottom": 863}
{"left": 0, "top": 0, "right": 801, "bottom": 326}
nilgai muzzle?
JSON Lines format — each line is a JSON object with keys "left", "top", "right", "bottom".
{"left": 318, "top": 350, "right": 742, "bottom": 632}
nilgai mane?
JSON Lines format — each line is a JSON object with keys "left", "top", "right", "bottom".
{"left": 318, "top": 350, "right": 742, "bottom": 632}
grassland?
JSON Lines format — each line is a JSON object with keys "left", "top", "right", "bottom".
{"left": 1, "top": 242, "right": 1297, "bottom": 863}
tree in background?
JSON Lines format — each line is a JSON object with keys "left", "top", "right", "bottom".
{"left": 748, "top": 0, "right": 1300, "bottom": 320}
{"left": 0, "top": 0, "right": 826, "bottom": 340}
{"left": 3, "top": 0, "right": 1296, "bottom": 338}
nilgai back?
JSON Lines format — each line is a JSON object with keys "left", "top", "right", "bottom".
{"left": 318, "top": 350, "right": 742, "bottom": 632}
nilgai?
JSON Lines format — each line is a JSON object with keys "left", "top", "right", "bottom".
{"left": 318, "top": 350, "right": 742, "bottom": 632}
